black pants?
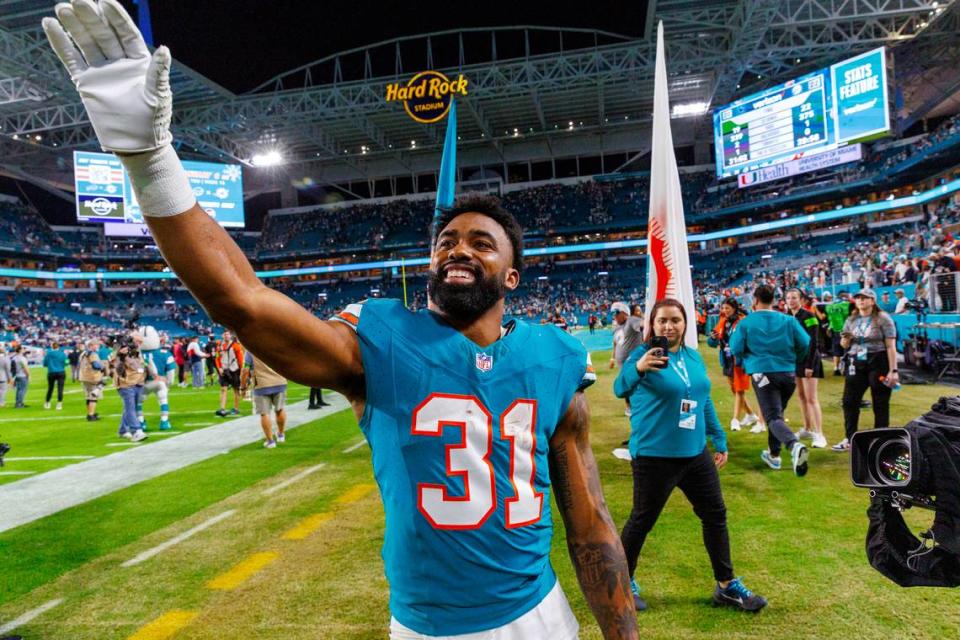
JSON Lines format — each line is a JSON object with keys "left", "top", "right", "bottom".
{"left": 177, "top": 363, "right": 185, "bottom": 384}
{"left": 46, "top": 372, "right": 65, "bottom": 402}
{"left": 309, "top": 388, "right": 325, "bottom": 406}
{"left": 620, "top": 448, "right": 734, "bottom": 583}
{"left": 842, "top": 354, "right": 891, "bottom": 440}
{"left": 751, "top": 372, "right": 798, "bottom": 457}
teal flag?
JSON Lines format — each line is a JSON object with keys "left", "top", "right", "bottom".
{"left": 432, "top": 99, "right": 457, "bottom": 237}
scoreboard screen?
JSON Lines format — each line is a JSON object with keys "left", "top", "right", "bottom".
{"left": 74, "top": 151, "right": 245, "bottom": 228}
{"left": 714, "top": 47, "right": 889, "bottom": 178}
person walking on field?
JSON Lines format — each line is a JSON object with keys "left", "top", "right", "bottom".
{"left": 43, "top": 341, "right": 68, "bottom": 410}
{"left": 615, "top": 299, "right": 767, "bottom": 613}
{"left": 707, "top": 298, "right": 763, "bottom": 433}
{"left": 241, "top": 352, "right": 288, "bottom": 448}
{"left": 78, "top": 338, "right": 106, "bottom": 421}
{"left": 785, "top": 289, "right": 827, "bottom": 449}
{"left": 729, "top": 285, "right": 811, "bottom": 477}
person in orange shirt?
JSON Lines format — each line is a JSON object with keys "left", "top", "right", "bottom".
{"left": 214, "top": 330, "right": 244, "bottom": 417}
{"left": 707, "top": 298, "right": 764, "bottom": 433}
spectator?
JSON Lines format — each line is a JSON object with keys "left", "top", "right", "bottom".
{"left": 707, "top": 298, "right": 762, "bottom": 433}
{"left": 614, "top": 298, "right": 766, "bottom": 613}
{"left": 241, "top": 352, "right": 288, "bottom": 448}
{"left": 0, "top": 343, "right": 12, "bottom": 408}
{"left": 186, "top": 336, "right": 206, "bottom": 388}
{"left": 893, "top": 288, "right": 910, "bottom": 315}
{"left": 42, "top": 340, "right": 68, "bottom": 410}
{"left": 67, "top": 342, "right": 80, "bottom": 383}
{"left": 825, "top": 291, "right": 853, "bottom": 375}
{"left": 729, "top": 285, "right": 811, "bottom": 476}
{"left": 12, "top": 345, "right": 30, "bottom": 408}
{"left": 214, "top": 330, "right": 244, "bottom": 417}
{"left": 785, "top": 289, "right": 826, "bottom": 449}
{"left": 173, "top": 337, "right": 187, "bottom": 387}
{"left": 832, "top": 289, "right": 899, "bottom": 452}
{"left": 308, "top": 387, "right": 330, "bottom": 410}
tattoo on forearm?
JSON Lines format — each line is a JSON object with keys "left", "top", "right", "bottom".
{"left": 551, "top": 441, "right": 574, "bottom": 511}
{"left": 569, "top": 540, "right": 637, "bottom": 638}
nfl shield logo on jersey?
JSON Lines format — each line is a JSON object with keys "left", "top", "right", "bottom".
{"left": 475, "top": 352, "right": 493, "bottom": 372}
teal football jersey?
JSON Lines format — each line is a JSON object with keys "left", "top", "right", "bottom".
{"left": 332, "top": 298, "right": 595, "bottom": 635}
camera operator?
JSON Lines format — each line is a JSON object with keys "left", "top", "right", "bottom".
{"left": 214, "top": 330, "right": 244, "bottom": 417}
{"left": 832, "top": 289, "right": 898, "bottom": 452}
{"left": 78, "top": 338, "right": 105, "bottom": 421}
{"left": 110, "top": 337, "right": 147, "bottom": 442}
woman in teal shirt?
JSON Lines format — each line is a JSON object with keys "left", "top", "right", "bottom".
{"left": 614, "top": 298, "right": 766, "bottom": 613}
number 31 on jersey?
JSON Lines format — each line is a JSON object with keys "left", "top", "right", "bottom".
{"left": 411, "top": 393, "right": 543, "bottom": 530}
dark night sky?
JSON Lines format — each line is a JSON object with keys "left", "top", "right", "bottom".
{"left": 131, "top": 0, "right": 649, "bottom": 93}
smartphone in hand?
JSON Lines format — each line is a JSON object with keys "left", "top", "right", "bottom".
{"left": 650, "top": 336, "right": 670, "bottom": 368}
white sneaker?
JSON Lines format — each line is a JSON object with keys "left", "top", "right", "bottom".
{"left": 831, "top": 438, "right": 850, "bottom": 452}
{"left": 264, "top": 439, "right": 276, "bottom": 449}
{"left": 121, "top": 432, "right": 134, "bottom": 440}
{"left": 812, "top": 434, "right": 828, "bottom": 449}
{"left": 56, "top": 402, "right": 62, "bottom": 411}
{"left": 44, "top": 402, "right": 50, "bottom": 409}
{"left": 730, "top": 418, "right": 742, "bottom": 432}
{"left": 742, "top": 414, "right": 759, "bottom": 427}
{"left": 130, "top": 430, "right": 147, "bottom": 443}
{"left": 277, "top": 433, "right": 285, "bottom": 444}
{"left": 796, "top": 429, "right": 813, "bottom": 440}
{"left": 750, "top": 423, "right": 767, "bottom": 434}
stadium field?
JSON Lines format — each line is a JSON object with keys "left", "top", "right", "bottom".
{"left": 0, "top": 346, "right": 958, "bottom": 639}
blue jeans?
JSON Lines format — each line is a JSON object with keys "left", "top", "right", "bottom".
{"left": 14, "top": 377, "right": 28, "bottom": 407}
{"left": 118, "top": 385, "right": 143, "bottom": 435}
{"left": 191, "top": 361, "right": 205, "bottom": 387}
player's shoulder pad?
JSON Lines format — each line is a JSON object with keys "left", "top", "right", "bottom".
{"left": 329, "top": 298, "right": 408, "bottom": 332}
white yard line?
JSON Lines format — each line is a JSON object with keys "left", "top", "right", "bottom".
{"left": 0, "top": 471, "right": 36, "bottom": 476}
{"left": 0, "top": 408, "right": 238, "bottom": 424}
{"left": 0, "top": 598, "right": 64, "bottom": 635}
{"left": 5, "top": 456, "right": 95, "bottom": 461}
{"left": 341, "top": 439, "right": 368, "bottom": 454}
{"left": 122, "top": 510, "right": 237, "bottom": 567}
{"left": 0, "top": 397, "right": 348, "bottom": 533}
{"left": 262, "top": 463, "right": 327, "bottom": 496}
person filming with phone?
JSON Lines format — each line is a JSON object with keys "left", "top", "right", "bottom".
{"left": 614, "top": 298, "right": 766, "bottom": 613}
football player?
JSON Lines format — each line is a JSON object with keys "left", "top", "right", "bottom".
{"left": 42, "top": 2, "right": 638, "bottom": 637}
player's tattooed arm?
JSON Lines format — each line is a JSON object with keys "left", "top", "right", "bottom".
{"left": 550, "top": 392, "right": 638, "bottom": 640}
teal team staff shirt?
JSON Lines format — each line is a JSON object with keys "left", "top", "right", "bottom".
{"left": 728, "top": 309, "right": 810, "bottom": 375}
{"left": 331, "top": 298, "right": 595, "bottom": 636}
{"left": 43, "top": 348, "right": 68, "bottom": 374}
{"left": 614, "top": 344, "right": 727, "bottom": 458}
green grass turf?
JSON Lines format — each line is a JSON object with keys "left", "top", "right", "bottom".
{"left": 0, "top": 367, "right": 313, "bottom": 483}
{"left": 0, "top": 350, "right": 958, "bottom": 639}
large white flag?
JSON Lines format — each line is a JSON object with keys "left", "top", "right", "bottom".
{"left": 645, "top": 20, "right": 698, "bottom": 349}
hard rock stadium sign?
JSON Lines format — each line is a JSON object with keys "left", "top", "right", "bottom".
{"left": 385, "top": 71, "right": 469, "bottom": 124}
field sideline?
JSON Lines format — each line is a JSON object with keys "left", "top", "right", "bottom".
{"left": 0, "top": 347, "right": 958, "bottom": 639}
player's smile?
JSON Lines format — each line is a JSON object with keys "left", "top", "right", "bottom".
{"left": 442, "top": 264, "right": 480, "bottom": 284}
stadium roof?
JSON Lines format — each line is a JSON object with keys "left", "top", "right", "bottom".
{"left": 2, "top": 0, "right": 959, "bottom": 201}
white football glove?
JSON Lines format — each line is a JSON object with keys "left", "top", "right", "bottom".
{"left": 43, "top": 0, "right": 170, "bottom": 153}
{"left": 42, "top": 0, "right": 195, "bottom": 217}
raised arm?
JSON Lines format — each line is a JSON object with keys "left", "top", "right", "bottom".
{"left": 41, "top": 0, "right": 363, "bottom": 397}
{"left": 549, "top": 392, "right": 638, "bottom": 640}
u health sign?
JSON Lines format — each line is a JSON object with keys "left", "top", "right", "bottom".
{"left": 386, "top": 71, "right": 468, "bottom": 123}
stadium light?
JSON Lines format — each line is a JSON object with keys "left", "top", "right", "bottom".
{"left": 251, "top": 150, "right": 283, "bottom": 167}
{"left": 672, "top": 102, "right": 709, "bottom": 117}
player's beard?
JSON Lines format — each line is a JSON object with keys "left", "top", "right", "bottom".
{"left": 427, "top": 263, "right": 506, "bottom": 323}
